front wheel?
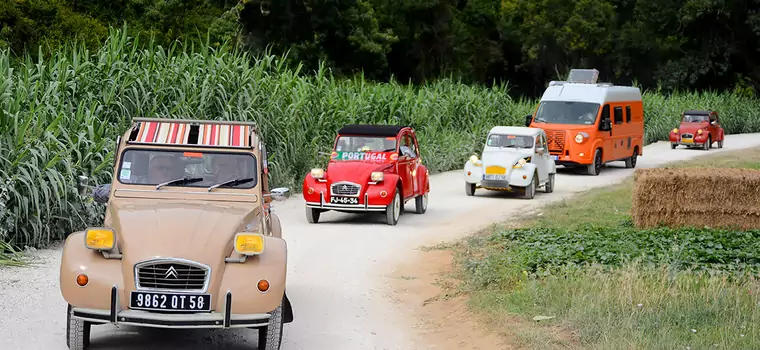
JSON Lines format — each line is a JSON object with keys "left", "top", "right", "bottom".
{"left": 465, "top": 183, "right": 476, "bottom": 196}
{"left": 522, "top": 173, "right": 537, "bottom": 199}
{"left": 703, "top": 136, "right": 711, "bottom": 150}
{"left": 671, "top": 143, "right": 677, "bottom": 149}
{"left": 385, "top": 189, "right": 401, "bottom": 225}
{"left": 586, "top": 149, "right": 602, "bottom": 176}
{"left": 414, "top": 192, "right": 428, "bottom": 214}
{"left": 258, "top": 302, "right": 284, "bottom": 350}
{"left": 305, "top": 206, "right": 320, "bottom": 223}
{"left": 66, "top": 304, "right": 91, "bottom": 349}
{"left": 718, "top": 139, "right": 723, "bottom": 148}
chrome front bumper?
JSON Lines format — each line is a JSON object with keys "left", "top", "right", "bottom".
{"left": 71, "top": 286, "right": 271, "bottom": 329}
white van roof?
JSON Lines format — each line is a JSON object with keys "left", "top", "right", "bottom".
{"left": 540, "top": 82, "right": 641, "bottom": 104}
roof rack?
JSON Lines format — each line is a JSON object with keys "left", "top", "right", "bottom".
{"left": 126, "top": 118, "right": 257, "bottom": 149}
{"left": 567, "top": 69, "right": 599, "bottom": 84}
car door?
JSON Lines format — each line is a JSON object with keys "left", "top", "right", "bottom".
{"left": 534, "top": 133, "right": 549, "bottom": 182}
{"left": 397, "top": 132, "right": 415, "bottom": 198}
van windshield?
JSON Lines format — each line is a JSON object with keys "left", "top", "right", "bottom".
{"left": 533, "top": 101, "right": 600, "bottom": 125}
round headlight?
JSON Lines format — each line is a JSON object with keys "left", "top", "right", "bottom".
{"left": 470, "top": 155, "right": 478, "bottom": 163}
{"left": 518, "top": 158, "right": 527, "bottom": 165}
{"left": 310, "top": 168, "right": 325, "bottom": 179}
{"left": 371, "top": 171, "right": 384, "bottom": 182}
{"left": 672, "top": 128, "right": 679, "bottom": 133}
{"left": 697, "top": 129, "right": 703, "bottom": 134}
{"left": 575, "top": 133, "right": 584, "bottom": 143}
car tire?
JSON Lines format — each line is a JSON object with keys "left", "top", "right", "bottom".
{"left": 544, "top": 173, "right": 555, "bottom": 193}
{"left": 718, "top": 139, "right": 723, "bottom": 148}
{"left": 703, "top": 136, "right": 711, "bottom": 150}
{"left": 258, "top": 302, "right": 284, "bottom": 350}
{"left": 385, "top": 189, "right": 401, "bottom": 225}
{"left": 671, "top": 143, "right": 677, "bottom": 149}
{"left": 625, "top": 148, "right": 638, "bottom": 168}
{"left": 305, "top": 206, "right": 320, "bottom": 224}
{"left": 414, "top": 192, "right": 428, "bottom": 214}
{"left": 522, "top": 173, "right": 537, "bottom": 199}
{"left": 586, "top": 149, "right": 602, "bottom": 176}
{"left": 66, "top": 304, "right": 90, "bottom": 350}
{"left": 465, "top": 183, "right": 476, "bottom": 196}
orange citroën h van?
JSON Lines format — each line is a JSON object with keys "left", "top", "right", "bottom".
{"left": 524, "top": 69, "right": 644, "bottom": 176}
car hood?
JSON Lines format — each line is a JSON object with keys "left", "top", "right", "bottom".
{"left": 326, "top": 161, "right": 393, "bottom": 183}
{"left": 107, "top": 198, "right": 260, "bottom": 273}
{"left": 678, "top": 122, "right": 709, "bottom": 134}
{"left": 482, "top": 149, "right": 533, "bottom": 167}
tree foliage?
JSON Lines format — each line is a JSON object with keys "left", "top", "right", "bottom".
{"left": 1, "top": 0, "right": 759, "bottom": 96}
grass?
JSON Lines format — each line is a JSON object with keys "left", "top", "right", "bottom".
{"left": 447, "top": 148, "right": 760, "bottom": 349}
{"left": 2, "top": 24, "right": 760, "bottom": 249}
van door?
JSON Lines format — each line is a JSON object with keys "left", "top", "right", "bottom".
{"left": 598, "top": 104, "right": 613, "bottom": 162}
{"left": 612, "top": 105, "right": 625, "bottom": 160}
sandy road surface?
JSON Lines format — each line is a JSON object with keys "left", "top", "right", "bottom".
{"left": 2, "top": 134, "right": 760, "bottom": 350}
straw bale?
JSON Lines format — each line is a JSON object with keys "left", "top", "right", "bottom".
{"left": 631, "top": 167, "right": 760, "bottom": 229}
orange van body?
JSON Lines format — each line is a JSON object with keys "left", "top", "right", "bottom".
{"left": 524, "top": 69, "right": 644, "bottom": 175}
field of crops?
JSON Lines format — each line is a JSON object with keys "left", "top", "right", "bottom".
{"left": 2, "top": 28, "right": 760, "bottom": 248}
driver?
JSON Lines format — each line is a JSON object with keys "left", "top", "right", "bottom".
{"left": 211, "top": 155, "right": 245, "bottom": 183}
{"left": 147, "top": 154, "right": 180, "bottom": 183}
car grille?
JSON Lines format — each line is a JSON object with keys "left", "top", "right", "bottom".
{"left": 546, "top": 130, "right": 566, "bottom": 152}
{"left": 135, "top": 260, "right": 209, "bottom": 292}
{"left": 331, "top": 182, "right": 361, "bottom": 196}
{"left": 681, "top": 133, "right": 694, "bottom": 139}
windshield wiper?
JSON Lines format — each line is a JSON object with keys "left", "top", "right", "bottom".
{"left": 155, "top": 176, "right": 204, "bottom": 190}
{"left": 534, "top": 117, "right": 547, "bottom": 123}
{"left": 207, "top": 177, "right": 255, "bottom": 192}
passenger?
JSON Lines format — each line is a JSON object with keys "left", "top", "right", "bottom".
{"left": 211, "top": 156, "right": 245, "bottom": 184}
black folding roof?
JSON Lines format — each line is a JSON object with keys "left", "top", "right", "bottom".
{"left": 337, "top": 124, "right": 410, "bottom": 137}
{"left": 683, "top": 110, "right": 713, "bottom": 115}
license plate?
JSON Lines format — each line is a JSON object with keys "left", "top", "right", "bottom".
{"left": 483, "top": 174, "right": 508, "bottom": 181}
{"left": 551, "top": 155, "right": 559, "bottom": 160}
{"left": 682, "top": 138, "right": 693, "bottom": 143}
{"left": 130, "top": 291, "right": 211, "bottom": 312}
{"left": 330, "top": 196, "right": 359, "bottom": 205}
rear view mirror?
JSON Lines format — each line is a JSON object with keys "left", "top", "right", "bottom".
{"left": 77, "top": 176, "right": 89, "bottom": 196}
{"left": 600, "top": 119, "right": 612, "bottom": 131}
{"left": 268, "top": 187, "right": 291, "bottom": 201}
{"left": 710, "top": 121, "right": 717, "bottom": 125}
{"left": 524, "top": 115, "right": 533, "bottom": 127}
{"left": 536, "top": 147, "right": 545, "bottom": 155}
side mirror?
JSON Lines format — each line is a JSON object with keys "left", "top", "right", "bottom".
{"left": 524, "top": 115, "right": 533, "bottom": 127}
{"left": 77, "top": 175, "right": 89, "bottom": 196}
{"left": 268, "top": 187, "right": 290, "bottom": 201}
{"left": 710, "top": 121, "right": 717, "bottom": 125}
{"left": 601, "top": 119, "right": 612, "bottom": 131}
{"left": 536, "top": 147, "right": 545, "bottom": 155}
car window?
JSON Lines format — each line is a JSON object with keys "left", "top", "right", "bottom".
{"left": 683, "top": 114, "right": 709, "bottom": 123}
{"left": 486, "top": 134, "right": 534, "bottom": 149}
{"left": 399, "top": 134, "right": 417, "bottom": 158}
{"left": 335, "top": 135, "right": 397, "bottom": 153}
{"left": 117, "top": 149, "right": 258, "bottom": 188}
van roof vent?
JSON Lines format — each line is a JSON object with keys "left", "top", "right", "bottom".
{"left": 567, "top": 69, "right": 599, "bottom": 84}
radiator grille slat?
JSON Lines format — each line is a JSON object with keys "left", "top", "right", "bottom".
{"left": 135, "top": 261, "right": 209, "bottom": 292}
{"left": 546, "top": 130, "right": 566, "bottom": 152}
{"left": 331, "top": 182, "right": 361, "bottom": 196}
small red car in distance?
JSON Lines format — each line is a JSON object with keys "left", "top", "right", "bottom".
{"left": 669, "top": 109, "right": 725, "bottom": 150}
{"left": 302, "top": 124, "right": 430, "bottom": 225}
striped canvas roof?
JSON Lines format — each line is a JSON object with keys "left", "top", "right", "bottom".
{"left": 133, "top": 121, "right": 251, "bottom": 147}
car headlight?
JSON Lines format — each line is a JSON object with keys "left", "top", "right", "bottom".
{"left": 84, "top": 227, "right": 115, "bottom": 251}
{"left": 514, "top": 158, "right": 529, "bottom": 169}
{"left": 575, "top": 133, "right": 584, "bottom": 143}
{"left": 371, "top": 171, "right": 384, "bottom": 182}
{"left": 672, "top": 128, "right": 679, "bottom": 133}
{"left": 697, "top": 129, "right": 703, "bottom": 135}
{"left": 311, "top": 168, "right": 325, "bottom": 179}
{"left": 470, "top": 155, "right": 478, "bottom": 163}
{"left": 234, "top": 233, "right": 265, "bottom": 256}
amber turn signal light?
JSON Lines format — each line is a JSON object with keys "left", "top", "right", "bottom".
{"left": 257, "top": 279, "right": 270, "bottom": 292}
{"left": 76, "top": 274, "right": 89, "bottom": 286}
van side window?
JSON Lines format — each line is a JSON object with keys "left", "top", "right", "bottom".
{"left": 614, "top": 106, "right": 623, "bottom": 124}
{"left": 625, "top": 106, "right": 631, "bottom": 123}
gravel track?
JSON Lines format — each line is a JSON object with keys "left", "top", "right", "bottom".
{"left": 2, "top": 134, "right": 760, "bottom": 350}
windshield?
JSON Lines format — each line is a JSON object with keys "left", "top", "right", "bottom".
{"left": 334, "top": 135, "right": 397, "bottom": 153}
{"left": 116, "top": 149, "right": 258, "bottom": 188}
{"left": 533, "top": 101, "right": 600, "bottom": 125}
{"left": 486, "top": 134, "right": 534, "bottom": 149}
{"left": 683, "top": 114, "right": 709, "bottom": 123}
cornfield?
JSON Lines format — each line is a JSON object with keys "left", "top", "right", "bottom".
{"left": 1, "top": 27, "right": 760, "bottom": 248}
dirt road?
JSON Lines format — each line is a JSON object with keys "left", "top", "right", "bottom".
{"left": 2, "top": 135, "right": 760, "bottom": 350}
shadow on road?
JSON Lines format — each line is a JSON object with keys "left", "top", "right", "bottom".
{"left": 89, "top": 325, "right": 262, "bottom": 349}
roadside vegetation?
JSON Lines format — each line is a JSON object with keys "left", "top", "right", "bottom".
{"left": 446, "top": 148, "right": 760, "bottom": 349}
{"left": 2, "top": 27, "right": 760, "bottom": 254}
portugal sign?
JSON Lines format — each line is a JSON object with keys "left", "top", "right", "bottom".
{"left": 331, "top": 151, "right": 397, "bottom": 162}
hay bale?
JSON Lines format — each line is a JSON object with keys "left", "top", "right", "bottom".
{"left": 631, "top": 167, "right": 760, "bottom": 229}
